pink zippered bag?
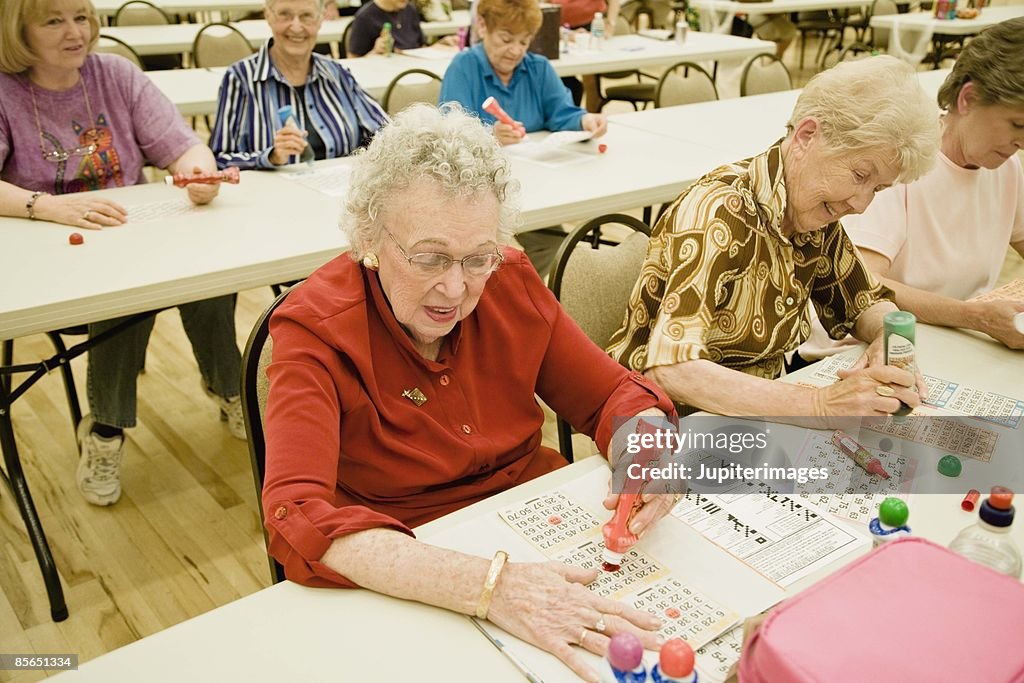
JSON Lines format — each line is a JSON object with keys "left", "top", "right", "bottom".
{"left": 739, "top": 538, "right": 1024, "bottom": 682}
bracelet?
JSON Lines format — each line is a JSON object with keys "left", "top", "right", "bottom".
{"left": 475, "top": 550, "right": 508, "bottom": 620}
{"left": 26, "top": 191, "right": 47, "bottom": 220}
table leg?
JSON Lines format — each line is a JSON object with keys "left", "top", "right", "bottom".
{"left": 0, "top": 385, "right": 68, "bottom": 622}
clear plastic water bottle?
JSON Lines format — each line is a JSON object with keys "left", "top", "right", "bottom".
{"left": 590, "top": 11, "right": 605, "bottom": 50}
{"left": 949, "top": 486, "right": 1022, "bottom": 579}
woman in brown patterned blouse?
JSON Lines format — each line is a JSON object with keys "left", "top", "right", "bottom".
{"left": 609, "top": 56, "right": 939, "bottom": 417}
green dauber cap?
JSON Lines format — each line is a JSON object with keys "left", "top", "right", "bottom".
{"left": 879, "top": 497, "right": 909, "bottom": 527}
{"left": 938, "top": 454, "right": 962, "bottom": 477}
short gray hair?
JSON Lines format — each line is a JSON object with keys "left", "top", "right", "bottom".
{"left": 265, "top": 0, "right": 326, "bottom": 10}
{"left": 341, "top": 103, "right": 520, "bottom": 259}
{"left": 787, "top": 55, "right": 939, "bottom": 183}
{"left": 937, "top": 17, "right": 1024, "bottom": 111}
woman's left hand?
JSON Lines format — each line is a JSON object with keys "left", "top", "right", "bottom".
{"left": 181, "top": 166, "right": 220, "bottom": 205}
{"left": 581, "top": 113, "right": 608, "bottom": 139}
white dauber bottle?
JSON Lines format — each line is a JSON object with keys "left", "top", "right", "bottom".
{"left": 949, "top": 486, "right": 1022, "bottom": 579}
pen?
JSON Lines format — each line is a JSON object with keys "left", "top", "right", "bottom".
{"left": 481, "top": 97, "right": 526, "bottom": 137}
{"left": 470, "top": 617, "right": 544, "bottom": 683}
{"left": 832, "top": 430, "right": 890, "bottom": 478}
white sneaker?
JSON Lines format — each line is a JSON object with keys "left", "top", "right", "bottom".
{"left": 203, "top": 383, "right": 246, "bottom": 440}
{"left": 76, "top": 416, "right": 124, "bottom": 506}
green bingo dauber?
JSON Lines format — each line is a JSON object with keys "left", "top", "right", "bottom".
{"left": 883, "top": 311, "right": 917, "bottom": 417}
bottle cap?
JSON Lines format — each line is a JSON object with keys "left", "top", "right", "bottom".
{"left": 878, "top": 497, "right": 909, "bottom": 527}
{"left": 659, "top": 638, "right": 695, "bottom": 677}
{"left": 937, "top": 454, "right": 962, "bottom": 477}
{"left": 979, "top": 487, "right": 1015, "bottom": 527}
{"left": 989, "top": 486, "right": 1014, "bottom": 510}
{"left": 607, "top": 632, "right": 643, "bottom": 671}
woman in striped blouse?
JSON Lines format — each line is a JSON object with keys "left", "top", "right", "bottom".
{"left": 210, "top": 0, "right": 388, "bottom": 169}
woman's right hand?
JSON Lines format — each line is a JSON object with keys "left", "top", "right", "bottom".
{"left": 816, "top": 364, "right": 921, "bottom": 416}
{"left": 269, "top": 127, "right": 309, "bottom": 165}
{"left": 34, "top": 192, "right": 127, "bottom": 228}
{"left": 487, "top": 561, "right": 663, "bottom": 683}
{"left": 493, "top": 121, "right": 524, "bottom": 146}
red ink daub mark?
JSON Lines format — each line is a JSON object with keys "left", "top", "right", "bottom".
{"left": 602, "top": 561, "right": 621, "bottom": 572}
{"left": 547, "top": 515, "right": 563, "bottom": 525}
{"left": 665, "top": 607, "right": 681, "bottom": 619}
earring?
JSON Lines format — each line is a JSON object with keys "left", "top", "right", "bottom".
{"left": 362, "top": 253, "right": 379, "bottom": 270}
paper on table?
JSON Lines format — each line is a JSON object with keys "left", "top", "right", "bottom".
{"left": 808, "top": 348, "right": 1024, "bottom": 429}
{"left": 122, "top": 198, "right": 196, "bottom": 223}
{"left": 504, "top": 140, "right": 593, "bottom": 167}
{"left": 278, "top": 165, "right": 352, "bottom": 198}
{"left": 672, "top": 461, "right": 871, "bottom": 587}
{"left": 970, "top": 278, "right": 1024, "bottom": 303}
{"left": 401, "top": 46, "right": 454, "bottom": 60}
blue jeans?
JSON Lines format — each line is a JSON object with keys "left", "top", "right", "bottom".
{"left": 86, "top": 295, "right": 241, "bottom": 429}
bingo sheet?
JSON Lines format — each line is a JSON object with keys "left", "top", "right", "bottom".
{"left": 498, "top": 494, "right": 738, "bottom": 649}
{"left": 695, "top": 625, "right": 745, "bottom": 683}
{"left": 794, "top": 430, "right": 914, "bottom": 523}
{"left": 672, "top": 472, "right": 869, "bottom": 586}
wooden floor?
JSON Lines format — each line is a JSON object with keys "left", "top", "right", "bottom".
{"left": 3, "top": 36, "right": 1024, "bottom": 681}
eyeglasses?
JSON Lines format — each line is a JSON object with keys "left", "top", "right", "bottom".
{"left": 384, "top": 228, "right": 503, "bottom": 277}
{"left": 270, "top": 8, "right": 322, "bottom": 25}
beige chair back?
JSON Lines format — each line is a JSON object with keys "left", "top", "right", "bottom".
{"left": 381, "top": 69, "right": 444, "bottom": 116}
{"left": 192, "top": 22, "right": 254, "bottom": 68}
{"left": 740, "top": 53, "right": 793, "bottom": 97}
{"left": 547, "top": 214, "right": 652, "bottom": 461}
{"left": 654, "top": 61, "right": 718, "bottom": 108}
{"left": 113, "top": 0, "right": 171, "bottom": 25}
{"left": 95, "top": 35, "right": 144, "bottom": 69}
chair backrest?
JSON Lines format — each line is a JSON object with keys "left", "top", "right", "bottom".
{"left": 192, "top": 22, "right": 254, "bottom": 68}
{"left": 654, "top": 61, "right": 718, "bottom": 108}
{"left": 381, "top": 68, "right": 444, "bottom": 116}
{"left": 869, "top": 0, "right": 900, "bottom": 48}
{"left": 739, "top": 53, "right": 793, "bottom": 97}
{"left": 548, "top": 214, "right": 651, "bottom": 461}
{"left": 887, "top": 19, "right": 934, "bottom": 67}
{"left": 341, "top": 19, "right": 354, "bottom": 57}
{"left": 113, "top": 0, "right": 171, "bottom": 25}
{"left": 95, "top": 35, "right": 144, "bottom": 69}
{"left": 241, "top": 284, "right": 302, "bottom": 585}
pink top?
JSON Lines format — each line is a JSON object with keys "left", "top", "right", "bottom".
{"left": 0, "top": 53, "right": 198, "bottom": 195}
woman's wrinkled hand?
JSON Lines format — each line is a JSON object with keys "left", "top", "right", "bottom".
{"left": 33, "top": 192, "right": 127, "bottom": 228}
{"left": 602, "top": 488, "right": 680, "bottom": 538}
{"left": 487, "top": 561, "right": 663, "bottom": 683}
{"left": 493, "top": 121, "right": 525, "bottom": 145}
{"left": 818, "top": 364, "right": 923, "bottom": 416}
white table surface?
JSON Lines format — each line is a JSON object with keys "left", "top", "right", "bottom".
{"left": 0, "top": 123, "right": 735, "bottom": 340}
{"left": 869, "top": 4, "right": 1024, "bottom": 34}
{"left": 92, "top": 0, "right": 267, "bottom": 18}
{"left": 100, "top": 12, "right": 470, "bottom": 56}
{"left": 148, "top": 32, "right": 773, "bottom": 116}
{"left": 609, "top": 68, "right": 950, "bottom": 160}
{"left": 691, "top": 0, "right": 869, "bottom": 21}
{"left": 48, "top": 321, "right": 1024, "bottom": 682}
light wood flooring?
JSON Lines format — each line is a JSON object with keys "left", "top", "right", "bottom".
{"left": 3, "top": 34, "right": 1024, "bottom": 680}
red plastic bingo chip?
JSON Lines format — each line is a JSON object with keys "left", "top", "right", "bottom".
{"left": 598, "top": 143, "right": 607, "bottom": 154}
{"left": 69, "top": 232, "right": 84, "bottom": 245}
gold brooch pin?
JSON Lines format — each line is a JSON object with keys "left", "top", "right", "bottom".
{"left": 401, "top": 388, "right": 428, "bottom": 406}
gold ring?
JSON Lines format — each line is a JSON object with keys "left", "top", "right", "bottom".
{"left": 83, "top": 211, "right": 91, "bottom": 220}
{"left": 875, "top": 385, "right": 897, "bottom": 398}
{"left": 578, "top": 627, "right": 588, "bottom": 646}
{"left": 595, "top": 615, "right": 607, "bottom": 633}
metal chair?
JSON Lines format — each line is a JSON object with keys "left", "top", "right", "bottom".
{"left": 95, "top": 35, "right": 145, "bottom": 69}
{"left": 739, "top": 53, "right": 793, "bottom": 96}
{"left": 795, "top": 10, "right": 847, "bottom": 71}
{"left": 381, "top": 68, "right": 443, "bottom": 116}
{"left": 191, "top": 22, "right": 254, "bottom": 68}
{"left": 241, "top": 285, "right": 302, "bottom": 585}
{"left": 547, "top": 214, "right": 651, "bottom": 462}
{"left": 653, "top": 61, "right": 718, "bottom": 108}
{"left": 598, "top": 17, "right": 661, "bottom": 111}
{"left": 112, "top": 0, "right": 181, "bottom": 70}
